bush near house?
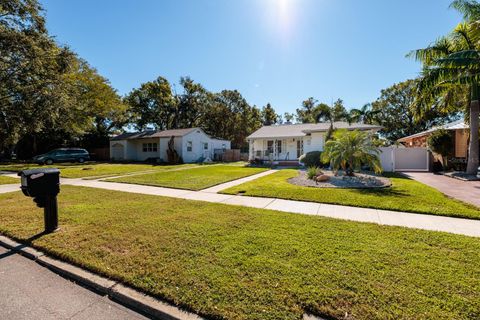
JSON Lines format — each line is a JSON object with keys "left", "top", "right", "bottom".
{"left": 299, "top": 151, "right": 323, "bottom": 167}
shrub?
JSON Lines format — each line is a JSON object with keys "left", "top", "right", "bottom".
{"left": 299, "top": 151, "right": 322, "bottom": 167}
{"left": 306, "top": 166, "right": 323, "bottom": 180}
{"left": 427, "top": 129, "right": 453, "bottom": 169}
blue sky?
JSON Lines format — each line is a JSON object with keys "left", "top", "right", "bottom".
{"left": 42, "top": 0, "right": 461, "bottom": 114}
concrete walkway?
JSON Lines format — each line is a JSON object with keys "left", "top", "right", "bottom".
{"left": 0, "top": 245, "right": 148, "bottom": 320}
{"left": 201, "top": 169, "right": 278, "bottom": 193}
{"left": 404, "top": 172, "right": 480, "bottom": 208}
{"left": 2, "top": 171, "right": 480, "bottom": 238}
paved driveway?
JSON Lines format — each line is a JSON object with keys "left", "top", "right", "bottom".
{"left": 402, "top": 172, "right": 480, "bottom": 208}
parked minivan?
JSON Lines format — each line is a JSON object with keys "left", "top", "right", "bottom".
{"left": 33, "top": 148, "right": 90, "bottom": 165}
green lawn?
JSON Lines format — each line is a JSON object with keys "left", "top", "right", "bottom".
{"left": 0, "top": 162, "right": 197, "bottom": 179}
{"left": 0, "top": 175, "right": 18, "bottom": 184}
{"left": 221, "top": 169, "right": 480, "bottom": 219}
{"left": 106, "top": 164, "right": 268, "bottom": 190}
{"left": 0, "top": 186, "right": 479, "bottom": 319}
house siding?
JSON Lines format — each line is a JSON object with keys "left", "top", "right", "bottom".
{"left": 110, "top": 128, "right": 230, "bottom": 163}
{"left": 306, "top": 132, "right": 324, "bottom": 153}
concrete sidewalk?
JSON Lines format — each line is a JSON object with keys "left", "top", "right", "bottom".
{"left": 201, "top": 169, "right": 278, "bottom": 193}
{"left": 0, "top": 245, "right": 148, "bottom": 320}
{"left": 2, "top": 172, "right": 480, "bottom": 238}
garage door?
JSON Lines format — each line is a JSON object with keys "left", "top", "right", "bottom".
{"left": 111, "top": 143, "right": 124, "bottom": 160}
{"left": 394, "top": 148, "right": 430, "bottom": 171}
{"left": 379, "top": 147, "right": 430, "bottom": 172}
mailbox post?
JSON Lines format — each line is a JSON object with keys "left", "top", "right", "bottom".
{"left": 18, "top": 168, "right": 60, "bottom": 233}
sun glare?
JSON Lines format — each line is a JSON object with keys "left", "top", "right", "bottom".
{"left": 262, "top": 0, "right": 300, "bottom": 43}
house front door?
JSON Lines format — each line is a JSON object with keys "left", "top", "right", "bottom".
{"left": 296, "top": 140, "right": 303, "bottom": 158}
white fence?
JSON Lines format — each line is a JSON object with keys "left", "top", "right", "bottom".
{"left": 379, "top": 147, "right": 430, "bottom": 172}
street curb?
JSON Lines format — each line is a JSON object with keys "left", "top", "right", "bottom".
{"left": 36, "top": 255, "right": 116, "bottom": 295}
{"left": 0, "top": 235, "right": 204, "bottom": 320}
{"left": 110, "top": 283, "right": 203, "bottom": 320}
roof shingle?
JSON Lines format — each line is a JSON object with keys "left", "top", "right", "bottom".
{"left": 111, "top": 128, "right": 198, "bottom": 141}
{"left": 247, "top": 122, "right": 382, "bottom": 139}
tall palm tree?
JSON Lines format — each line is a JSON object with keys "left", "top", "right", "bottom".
{"left": 410, "top": 0, "right": 480, "bottom": 175}
{"left": 315, "top": 103, "right": 335, "bottom": 140}
{"left": 315, "top": 102, "right": 350, "bottom": 140}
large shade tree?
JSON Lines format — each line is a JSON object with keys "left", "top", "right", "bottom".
{"left": 410, "top": 0, "right": 480, "bottom": 174}
{"left": 1, "top": 0, "right": 127, "bottom": 158}
{"left": 261, "top": 103, "right": 279, "bottom": 125}
{"left": 371, "top": 80, "right": 457, "bottom": 142}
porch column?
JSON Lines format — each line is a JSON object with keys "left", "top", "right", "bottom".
{"left": 273, "top": 139, "right": 277, "bottom": 160}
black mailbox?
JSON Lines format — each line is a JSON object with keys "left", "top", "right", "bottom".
{"left": 18, "top": 168, "right": 60, "bottom": 232}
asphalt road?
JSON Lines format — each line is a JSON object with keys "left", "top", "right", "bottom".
{"left": 0, "top": 245, "right": 149, "bottom": 320}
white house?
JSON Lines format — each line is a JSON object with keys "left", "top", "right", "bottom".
{"left": 110, "top": 128, "right": 231, "bottom": 163}
{"left": 247, "top": 122, "right": 382, "bottom": 163}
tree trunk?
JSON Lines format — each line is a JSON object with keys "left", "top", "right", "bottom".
{"left": 466, "top": 99, "right": 479, "bottom": 175}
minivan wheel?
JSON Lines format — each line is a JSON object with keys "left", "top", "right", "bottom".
{"left": 45, "top": 159, "right": 54, "bottom": 165}
{"left": 78, "top": 157, "right": 85, "bottom": 163}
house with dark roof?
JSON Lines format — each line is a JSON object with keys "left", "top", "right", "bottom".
{"left": 110, "top": 128, "right": 230, "bottom": 162}
{"left": 247, "top": 122, "right": 382, "bottom": 163}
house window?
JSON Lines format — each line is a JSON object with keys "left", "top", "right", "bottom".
{"left": 187, "top": 141, "right": 193, "bottom": 152}
{"left": 142, "top": 143, "right": 157, "bottom": 152}
{"left": 267, "top": 140, "right": 274, "bottom": 154}
{"left": 203, "top": 142, "right": 209, "bottom": 150}
{"left": 222, "top": 143, "right": 226, "bottom": 150}
{"left": 276, "top": 140, "right": 282, "bottom": 154}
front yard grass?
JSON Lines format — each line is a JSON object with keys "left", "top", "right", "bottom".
{"left": 106, "top": 164, "right": 268, "bottom": 190}
{"left": 0, "top": 175, "right": 18, "bottom": 184}
{"left": 0, "top": 162, "right": 197, "bottom": 179}
{"left": 221, "top": 169, "right": 480, "bottom": 220}
{"left": 0, "top": 186, "right": 479, "bottom": 319}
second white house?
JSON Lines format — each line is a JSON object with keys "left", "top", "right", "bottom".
{"left": 247, "top": 122, "right": 382, "bottom": 163}
{"left": 110, "top": 128, "right": 231, "bottom": 163}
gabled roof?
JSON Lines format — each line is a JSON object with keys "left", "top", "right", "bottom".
{"left": 247, "top": 122, "right": 382, "bottom": 139}
{"left": 111, "top": 128, "right": 199, "bottom": 141}
{"left": 397, "top": 120, "right": 467, "bottom": 142}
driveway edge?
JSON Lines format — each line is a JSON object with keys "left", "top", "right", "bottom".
{"left": 0, "top": 234, "right": 204, "bottom": 320}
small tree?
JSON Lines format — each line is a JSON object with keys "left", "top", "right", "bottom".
{"left": 321, "top": 130, "right": 382, "bottom": 176}
{"left": 427, "top": 129, "right": 453, "bottom": 169}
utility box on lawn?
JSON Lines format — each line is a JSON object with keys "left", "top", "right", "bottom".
{"left": 18, "top": 168, "right": 60, "bottom": 233}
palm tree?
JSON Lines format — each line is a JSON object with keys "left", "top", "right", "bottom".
{"left": 315, "top": 103, "right": 335, "bottom": 140}
{"left": 321, "top": 130, "right": 382, "bottom": 176}
{"left": 349, "top": 103, "right": 380, "bottom": 124}
{"left": 410, "top": 0, "right": 480, "bottom": 175}
{"left": 315, "top": 101, "right": 350, "bottom": 140}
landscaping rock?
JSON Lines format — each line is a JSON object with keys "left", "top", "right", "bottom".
{"left": 314, "top": 174, "right": 330, "bottom": 183}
